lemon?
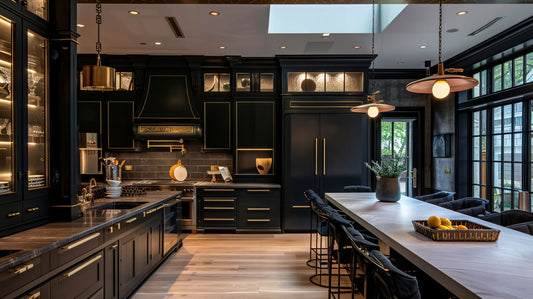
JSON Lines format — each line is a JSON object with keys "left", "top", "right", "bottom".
{"left": 440, "top": 217, "right": 452, "bottom": 227}
{"left": 427, "top": 215, "right": 441, "bottom": 228}
{"left": 437, "top": 225, "right": 449, "bottom": 230}
{"left": 447, "top": 226, "right": 455, "bottom": 230}
{"left": 456, "top": 225, "right": 468, "bottom": 230}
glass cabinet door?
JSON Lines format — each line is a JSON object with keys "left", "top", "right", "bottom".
{"left": 27, "top": 30, "right": 47, "bottom": 189}
{"left": 26, "top": 0, "right": 48, "bottom": 21}
{"left": 0, "top": 16, "right": 13, "bottom": 194}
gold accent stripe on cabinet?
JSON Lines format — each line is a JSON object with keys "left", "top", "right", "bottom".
{"left": 204, "top": 199, "right": 235, "bottom": 202}
{"left": 203, "top": 207, "right": 234, "bottom": 210}
{"left": 247, "top": 208, "right": 270, "bottom": 211}
{"left": 292, "top": 205, "right": 310, "bottom": 208}
{"left": 247, "top": 219, "right": 270, "bottom": 222}
{"left": 204, "top": 189, "right": 235, "bottom": 192}
{"left": 204, "top": 218, "right": 234, "bottom": 221}
{"left": 246, "top": 189, "right": 271, "bottom": 192}
{"left": 61, "top": 232, "right": 101, "bottom": 250}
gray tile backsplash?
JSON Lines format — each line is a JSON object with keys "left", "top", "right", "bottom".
{"left": 107, "top": 140, "right": 232, "bottom": 181}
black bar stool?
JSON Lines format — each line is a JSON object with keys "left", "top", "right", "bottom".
{"left": 304, "top": 189, "right": 335, "bottom": 270}
{"left": 325, "top": 211, "right": 354, "bottom": 295}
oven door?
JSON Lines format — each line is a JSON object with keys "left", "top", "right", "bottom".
{"left": 163, "top": 196, "right": 181, "bottom": 256}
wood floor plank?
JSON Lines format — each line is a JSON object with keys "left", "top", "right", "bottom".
{"left": 133, "top": 233, "right": 351, "bottom": 298}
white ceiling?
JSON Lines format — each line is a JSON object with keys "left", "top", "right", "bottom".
{"left": 76, "top": 4, "right": 533, "bottom": 68}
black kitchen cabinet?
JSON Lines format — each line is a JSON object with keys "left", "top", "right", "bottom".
{"left": 16, "top": 282, "right": 51, "bottom": 299}
{"left": 283, "top": 113, "right": 369, "bottom": 231}
{"left": 119, "top": 223, "right": 150, "bottom": 296}
{"left": 50, "top": 251, "right": 104, "bottom": 299}
{"left": 107, "top": 101, "right": 135, "bottom": 150}
{"left": 238, "top": 188, "right": 280, "bottom": 230}
{"left": 78, "top": 101, "right": 102, "bottom": 134}
{"left": 236, "top": 101, "right": 274, "bottom": 149}
{"left": 104, "top": 241, "right": 119, "bottom": 299}
{"left": 197, "top": 188, "right": 237, "bottom": 229}
{"left": 149, "top": 217, "right": 163, "bottom": 267}
{"left": 204, "top": 101, "right": 231, "bottom": 151}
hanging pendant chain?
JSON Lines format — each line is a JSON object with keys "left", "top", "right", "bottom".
{"left": 438, "top": 0, "right": 442, "bottom": 64}
{"left": 371, "top": 0, "right": 375, "bottom": 76}
{"left": 96, "top": 0, "right": 102, "bottom": 64}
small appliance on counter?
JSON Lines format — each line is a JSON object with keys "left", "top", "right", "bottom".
{"left": 79, "top": 133, "right": 101, "bottom": 174}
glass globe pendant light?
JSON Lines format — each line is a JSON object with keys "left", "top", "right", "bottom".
{"left": 82, "top": 0, "right": 115, "bottom": 91}
{"left": 351, "top": 0, "right": 395, "bottom": 118}
{"left": 406, "top": 0, "right": 478, "bottom": 99}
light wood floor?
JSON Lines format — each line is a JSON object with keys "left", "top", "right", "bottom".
{"left": 133, "top": 233, "right": 350, "bottom": 298}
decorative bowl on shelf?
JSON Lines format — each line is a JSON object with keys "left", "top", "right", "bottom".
{"left": 301, "top": 78, "right": 316, "bottom": 92}
{"left": 241, "top": 78, "right": 251, "bottom": 88}
{"left": 256, "top": 158, "right": 272, "bottom": 175}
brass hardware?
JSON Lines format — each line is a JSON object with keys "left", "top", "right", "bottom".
{"left": 247, "top": 208, "right": 270, "bottom": 211}
{"left": 146, "top": 139, "right": 186, "bottom": 153}
{"left": 292, "top": 205, "right": 310, "bottom": 208}
{"left": 51, "top": 37, "right": 79, "bottom": 44}
{"left": 62, "top": 254, "right": 102, "bottom": 278}
{"left": 204, "top": 198, "right": 235, "bottom": 202}
{"left": 116, "top": 223, "right": 121, "bottom": 230}
{"left": 144, "top": 208, "right": 158, "bottom": 217}
{"left": 12, "top": 263, "right": 34, "bottom": 275}
{"left": 110, "top": 244, "right": 118, "bottom": 249}
{"left": 413, "top": 168, "right": 417, "bottom": 189}
{"left": 7, "top": 211, "right": 21, "bottom": 217}
{"left": 205, "top": 189, "right": 234, "bottom": 192}
{"left": 204, "top": 218, "right": 234, "bottom": 221}
{"left": 203, "top": 207, "right": 234, "bottom": 210}
{"left": 315, "top": 138, "right": 318, "bottom": 175}
{"left": 107, "top": 226, "right": 113, "bottom": 233}
{"left": 323, "top": 138, "right": 326, "bottom": 175}
{"left": 247, "top": 219, "right": 270, "bottom": 222}
{"left": 20, "top": 290, "right": 40, "bottom": 299}
{"left": 62, "top": 233, "right": 100, "bottom": 250}
{"left": 26, "top": 207, "right": 39, "bottom": 212}
{"left": 246, "top": 189, "right": 271, "bottom": 192}
{"left": 140, "top": 126, "right": 194, "bottom": 134}
{"left": 125, "top": 217, "right": 137, "bottom": 224}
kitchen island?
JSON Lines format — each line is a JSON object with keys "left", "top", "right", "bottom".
{"left": 0, "top": 191, "right": 181, "bottom": 298}
{"left": 325, "top": 192, "right": 533, "bottom": 299}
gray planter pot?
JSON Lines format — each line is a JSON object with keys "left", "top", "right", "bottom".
{"left": 375, "top": 176, "right": 401, "bottom": 202}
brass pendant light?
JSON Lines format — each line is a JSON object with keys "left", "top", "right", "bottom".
{"left": 406, "top": 0, "right": 478, "bottom": 99}
{"left": 351, "top": 0, "right": 395, "bottom": 118}
{"left": 82, "top": 0, "right": 115, "bottom": 91}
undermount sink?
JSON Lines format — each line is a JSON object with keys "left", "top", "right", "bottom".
{"left": 90, "top": 201, "right": 148, "bottom": 210}
{"left": 0, "top": 250, "right": 21, "bottom": 259}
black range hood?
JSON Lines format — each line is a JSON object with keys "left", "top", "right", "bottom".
{"left": 135, "top": 74, "right": 201, "bottom": 139}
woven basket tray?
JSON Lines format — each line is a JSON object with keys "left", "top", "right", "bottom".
{"left": 412, "top": 220, "right": 500, "bottom": 242}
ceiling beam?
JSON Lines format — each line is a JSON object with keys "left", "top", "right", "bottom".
{"left": 77, "top": 1, "right": 532, "bottom": 4}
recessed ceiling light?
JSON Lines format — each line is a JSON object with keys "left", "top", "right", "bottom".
{"left": 353, "top": 45, "right": 360, "bottom": 49}
{"left": 322, "top": 33, "right": 330, "bottom": 38}
{"left": 457, "top": 11, "right": 468, "bottom": 16}
{"left": 280, "top": 46, "right": 287, "bottom": 49}
{"left": 77, "top": 24, "right": 85, "bottom": 28}
{"left": 129, "top": 10, "right": 139, "bottom": 15}
{"left": 154, "top": 42, "right": 162, "bottom": 46}
{"left": 419, "top": 45, "right": 427, "bottom": 49}
{"left": 218, "top": 46, "right": 226, "bottom": 49}
{"left": 209, "top": 11, "right": 220, "bottom": 16}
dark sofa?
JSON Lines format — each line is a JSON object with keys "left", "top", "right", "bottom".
{"left": 414, "top": 191, "right": 455, "bottom": 205}
{"left": 438, "top": 197, "right": 489, "bottom": 216}
{"left": 479, "top": 210, "right": 533, "bottom": 235}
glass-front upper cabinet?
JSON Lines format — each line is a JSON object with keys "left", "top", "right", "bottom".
{"left": 235, "top": 72, "right": 274, "bottom": 93}
{"left": 26, "top": 0, "right": 48, "bottom": 21}
{"left": 0, "top": 16, "right": 13, "bottom": 194}
{"left": 27, "top": 30, "right": 47, "bottom": 189}
{"left": 287, "top": 71, "right": 363, "bottom": 93}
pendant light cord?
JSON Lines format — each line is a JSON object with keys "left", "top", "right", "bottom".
{"left": 96, "top": 0, "right": 102, "bottom": 66}
{"left": 370, "top": 0, "right": 375, "bottom": 101}
{"left": 438, "top": 0, "right": 442, "bottom": 64}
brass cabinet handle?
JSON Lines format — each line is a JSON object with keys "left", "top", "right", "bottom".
{"left": 292, "top": 205, "right": 310, "bottom": 208}
{"left": 323, "top": 138, "right": 326, "bottom": 175}
{"left": 61, "top": 232, "right": 100, "bottom": 250}
{"left": 110, "top": 244, "right": 118, "bottom": 249}
{"left": 204, "top": 218, "right": 234, "bottom": 221}
{"left": 107, "top": 226, "right": 114, "bottom": 234}
{"left": 246, "top": 189, "right": 271, "bottom": 192}
{"left": 26, "top": 207, "right": 39, "bottom": 212}
{"left": 205, "top": 189, "right": 235, "bottom": 192}
{"left": 247, "top": 219, "right": 270, "bottom": 222}
{"left": 247, "top": 208, "right": 270, "bottom": 211}
{"left": 314, "top": 138, "right": 318, "bottom": 176}
{"left": 143, "top": 207, "right": 159, "bottom": 217}
{"left": 20, "top": 290, "right": 40, "bottom": 299}
{"left": 12, "top": 263, "right": 34, "bottom": 275}
{"left": 204, "top": 198, "right": 235, "bottom": 202}
{"left": 125, "top": 217, "right": 137, "bottom": 224}
{"left": 62, "top": 254, "right": 102, "bottom": 278}
{"left": 203, "top": 207, "right": 234, "bottom": 210}
{"left": 7, "top": 211, "right": 21, "bottom": 217}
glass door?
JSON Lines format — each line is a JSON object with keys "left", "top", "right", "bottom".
{"left": 27, "top": 29, "right": 47, "bottom": 189}
{"left": 380, "top": 118, "right": 416, "bottom": 197}
{"left": 0, "top": 15, "right": 13, "bottom": 195}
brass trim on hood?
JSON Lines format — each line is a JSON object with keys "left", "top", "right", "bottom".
{"left": 139, "top": 125, "right": 195, "bottom": 134}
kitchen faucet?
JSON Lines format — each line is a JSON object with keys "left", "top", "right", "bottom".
{"left": 87, "top": 178, "right": 97, "bottom": 202}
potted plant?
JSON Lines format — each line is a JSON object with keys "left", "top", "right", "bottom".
{"left": 365, "top": 156, "right": 406, "bottom": 202}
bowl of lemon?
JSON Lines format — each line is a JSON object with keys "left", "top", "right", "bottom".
{"left": 412, "top": 216, "right": 500, "bottom": 242}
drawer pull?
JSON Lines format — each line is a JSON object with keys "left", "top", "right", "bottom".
{"left": 247, "top": 208, "right": 270, "bottom": 211}
{"left": 126, "top": 217, "right": 137, "bottom": 224}
{"left": 107, "top": 226, "right": 114, "bottom": 233}
{"left": 26, "top": 207, "right": 40, "bottom": 212}
{"left": 21, "top": 291, "right": 40, "bottom": 299}
{"left": 62, "top": 232, "right": 100, "bottom": 250}
{"left": 247, "top": 219, "right": 270, "bottom": 222}
{"left": 292, "top": 205, "right": 310, "bottom": 209}
{"left": 205, "top": 189, "right": 235, "bottom": 192}
{"left": 7, "top": 211, "right": 21, "bottom": 217}
{"left": 247, "top": 189, "right": 271, "bottom": 192}
{"left": 204, "top": 218, "right": 234, "bottom": 221}
{"left": 110, "top": 244, "right": 118, "bottom": 249}
{"left": 143, "top": 207, "right": 159, "bottom": 217}
{"left": 204, "top": 207, "right": 234, "bottom": 210}
{"left": 62, "top": 254, "right": 102, "bottom": 278}
{"left": 204, "top": 199, "right": 235, "bottom": 202}
{"left": 12, "top": 263, "right": 34, "bottom": 275}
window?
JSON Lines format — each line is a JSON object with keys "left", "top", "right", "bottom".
{"left": 527, "top": 52, "right": 533, "bottom": 84}
{"left": 472, "top": 110, "right": 487, "bottom": 200}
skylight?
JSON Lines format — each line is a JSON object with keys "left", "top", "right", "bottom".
{"left": 268, "top": 4, "right": 407, "bottom": 34}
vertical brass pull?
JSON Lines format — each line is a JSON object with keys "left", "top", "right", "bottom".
{"left": 412, "top": 168, "right": 417, "bottom": 189}
{"left": 323, "top": 138, "right": 326, "bottom": 175}
{"left": 314, "top": 138, "right": 318, "bottom": 176}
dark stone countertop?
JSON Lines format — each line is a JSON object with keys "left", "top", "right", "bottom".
{"left": 0, "top": 190, "right": 179, "bottom": 272}
{"left": 123, "top": 180, "right": 281, "bottom": 189}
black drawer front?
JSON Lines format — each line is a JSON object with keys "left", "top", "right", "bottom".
{"left": 50, "top": 231, "right": 103, "bottom": 269}
{"left": 197, "top": 188, "right": 237, "bottom": 197}
{"left": 51, "top": 251, "right": 104, "bottom": 299}
{"left": 103, "top": 222, "right": 122, "bottom": 242}
{"left": 0, "top": 256, "right": 44, "bottom": 298}
{"left": 284, "top": 205, "right": 312, "bottom": 232}
{"left": 0, "top": 201, "right": 22, "bottom": 229}
{"left": 202, "top": 208, "right": 236, "bottom": 219}
{"left": 239, "top": 188, "right": 279, "bottom": 199}
{"left": 16, "top": 282, "right": 50, "bottom": 299}
{"left": 239, "top": 209, "right": 280, "bottom": 228}
{"left": 201, "top": 217, "right": 236, "bottom": 227}
{"left": 23, "top": 198, "right": 49, "bottom": 223}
